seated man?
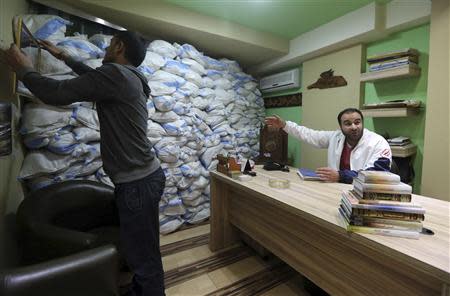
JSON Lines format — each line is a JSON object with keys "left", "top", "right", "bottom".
{"left": 265, "top": 108, "right": 391, "bottom": 183}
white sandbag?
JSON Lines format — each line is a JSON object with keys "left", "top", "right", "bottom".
{"left": 200, "top": 144, "right": 223, "bottom": 168}
{"left": 155, "top": 142, "right": 180, "bottom": 163}
{"left": 172, "top": 102, "right": 191, "bottom": 115}
{"left": 190, "top": 176, "right": 209, "bottom": 190}
{"left": 72, "top": 142, "right": 101, "bottom": 163}
{"left": 54, "top": 159, "right": 103, "bottom": 182}
{"left": 148, "top": 40, "right": 178, "bottom": 59}
{"left": 178, "top": 44, "right": 205, "bottom": 66}
{"left": 147, "top": 100, "right": 156, "bottom": 116}
{"left": 207, "top": 159, "right": 219, "bottom": 171}
{"left": 48, "top": 131, "right": 78, "bottom": 154}
{"left": 139, "top": 51, "right": 166, "bottom": 76}
{"left": 20, "top": 103, "right": 74, "bottom": 135}
{"left": 22, "top": 15, "right": 72, "bottom": 42}
{"left": 151, "top": 70, "right": 186, "bottom": 89}
{"left": 57, "top": 36, "right": 104, "bottom": 61}
{"left": 162, "top": 60, "right": 190, "bottom": 76}
{"left": 149, "top": 111, "right": 179, "bottom": 123}
{"left": 198, "top": 88, "right": 215, "bottom": 100}
{"left": 23, "top": 133, "right": 50, "bottom": 149}
{"left": 206, "top": 70, "right": 224, "bottom": 80}
{"left": 73, "top": 126, "right": 100, "bottom": 142}
{"left": 179, "top": 188, "right": 202, "bottom": 201}
{"left": 160, "top": 216, "right": 183, "bottom": 234}
{"left": 177, "top": 176, "right": 195, "bottom": 190}
{"left": 184, "top": 70, "right": 203, "bottom": 86}
{"left": 163, "top": 198, "right": 186, "bottom": 216}
{"left": 191, "top": 97, "right": 208, "bottom": 110}
{"left": 179, "top": 161, "right": 202, "bottom": 178}
{"left": 82, "top": 58, "right": 103, "bottom": 69}
{"left": 153, "top": 96, "right": 176, "bottom": 112}
{"left": 213, "top": 78, "right": 232, "bottom": 90}
{"left": 204, "top": 134, "right": 221, "bottom": 147}
{"left": 201, "top": 77, "right": 214, "bottom": 88}
{"left": 220, "top": 58, "right": 241, "bottom": 73}
{"left": 185, "top": 208, "right": 210, "bottom": 224}
{"left": 147, "top": 120, "right": 167, "bottom": 138}
{"left": 163, "top": 167, "right": 183, "bottom": 187}
{"left": 19, "top": 150, "right": 77, "bottom": 180}
{"left": 95, "top": 168, "right": 114, "bottom": 188}
{"left": 88, "top": 34, "right": 112, "bottom": 50}
{"left": 181, "top": 58, "right": 206, "bottom": 75}
{"left": 27, "top": 175, "right": 56, "bottom": 192}
{"left": 183, "top": 195, "right": 207, "bottom": 207}
{"left": 202, "top": 56, "right": 227, "bottom": 71}
{"left": 178, "top": 81, "right": 199, "bottom": 97}
{"left": 162, "top": 119, "right": 187, "bottom": 136}
{"left": 22, "top": 47, "right": 72, "bottom": 75}
{"left": 205, "top": 115, "right": 226, "bottom": 128}
{"left": 74, "top": 106, "right": 99, "bottom": 130}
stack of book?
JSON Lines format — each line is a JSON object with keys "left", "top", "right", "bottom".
{"left": 387, "top": 136, "right": 411, "bottom": 146}
{"left": 339, "top": 170, "right": 425, "bottom": 239}
{"left": 367, "top": 48, "right": 419, "bottom": 72}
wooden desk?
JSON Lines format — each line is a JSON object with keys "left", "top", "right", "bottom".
{"left": 209, "top": 166, "right": 450, "bottom": 296}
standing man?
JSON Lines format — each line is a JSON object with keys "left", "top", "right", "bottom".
{"left": 265, "top": 108, "right": 391, "bottom": 183}
{"left": 3, "top": 31, "right": 166, "bottom": 296}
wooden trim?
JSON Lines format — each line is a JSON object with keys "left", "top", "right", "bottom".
{"left": 263, "top": 93, "right": 302, "bottom": 108}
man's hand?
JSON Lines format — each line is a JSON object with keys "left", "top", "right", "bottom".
{"left": 38, "top": 39, "right": 68, "bottom": 60}
{"left": 264, "top": 115, "right": 286, "bottom": 129}
{"left": 316, "top": 167, "right": 340, "bottom": 182}
{"left": 2, "top": 44, "right": 33, "bottom": 72}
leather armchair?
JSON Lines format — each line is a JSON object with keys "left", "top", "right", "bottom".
{"left": 0, "top": 245, "right": 120, "bottom": 296}
{"left": 16, "top": 180, "right": 120, "bottom": 264}
{"left": 0, "top": 214, "right": 119, "bottom": 296}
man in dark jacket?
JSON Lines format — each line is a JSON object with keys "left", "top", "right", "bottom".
{"left": 3, "top": 31, "right": 166, "bottom": 296}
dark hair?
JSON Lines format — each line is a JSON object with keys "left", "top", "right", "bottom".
{"left": 114, "top": 31, "right": 149, "bottom": 67}
{"left": 337, "top": 108, "right": 364, "bottom": 125}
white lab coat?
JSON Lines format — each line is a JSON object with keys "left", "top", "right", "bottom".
{"left": 283, "top": 121, "right": 392, "bottom": 171}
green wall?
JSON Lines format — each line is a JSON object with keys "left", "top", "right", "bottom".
{"left": 364, "top": 24, "right": 430, "bottom": 193}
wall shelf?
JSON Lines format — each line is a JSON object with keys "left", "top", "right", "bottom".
{"left": 360, "top": 64, "right": 421, "bottom": 82}
{"left": 391, "top": 143, "right": 417, "bottom": 158}
{"left": 361, "top": 107, "right": 420, "bottom": 117}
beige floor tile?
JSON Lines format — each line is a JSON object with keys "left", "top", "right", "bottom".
{"left": 165, "top": 274, "right": 217, "bottom": 296}
{"left": 163, "top": 244, "right": 215, "bottom": 271}
{"left": 160, "top": 224, "right": 210, "bottom": 246}
{"left": 207, "top": 256, "right": 269, "bottom": 289}
{"left": 261, "top": 275, "right": 310, "bottom": 296}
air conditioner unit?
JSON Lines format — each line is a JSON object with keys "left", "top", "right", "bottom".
{"left": 259, "top": 68, "right": 300, "bottom": 93}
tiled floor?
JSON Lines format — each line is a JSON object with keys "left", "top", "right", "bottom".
{"left": 121, "top": 223, "right": 312, "bottom": 295}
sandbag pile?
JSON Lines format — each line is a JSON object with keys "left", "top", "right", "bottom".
{"left": 18, "top": 15, "right": 265, "bottom": 234}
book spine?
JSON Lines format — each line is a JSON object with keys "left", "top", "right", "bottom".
{"left": 360, "top": 191, "right": 412, "bottom": 202}
{"left": 347, "top": 225, "right": 420, "bottom": 239}
{"left": 357, "top": 199, "right": 420, "bottom": 207}
{"left": 350, "top": 219, "right": 423, "bottom": 232}
{"left": 350, "top": 209, "right": 424, "bottom": 221}
{"left": 351, "top": 204, "right": 425, "bottom": 214}
{"left": 357, "top": 175, "right": 400, "bottom": 185}
{"left": 369, "top": 61, "right": 413, "bottom": 72}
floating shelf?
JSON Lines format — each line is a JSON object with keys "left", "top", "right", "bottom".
{"left": 361, "top": 107, "right": 420, "bottom": 118}
{"left": 391, "top": 143, "right": 417, "bottom": 158}
{"left": 360, "top": 64, "right": 421, "bottom": 82}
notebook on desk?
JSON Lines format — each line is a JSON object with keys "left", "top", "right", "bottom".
{"left": 297, "top": 168, "right": 321, "bottom": 181}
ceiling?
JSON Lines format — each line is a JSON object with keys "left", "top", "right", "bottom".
{"left": 33, "top": 0, "right": 397, "bottom": 72}
{"left": 165, "top": 0, "right": 383, "bottom": 39}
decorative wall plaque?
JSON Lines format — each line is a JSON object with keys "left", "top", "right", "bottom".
{"left": 263, "top": 93, "right": 302, "bottom": 108}
{"left": 307, "top": 69, "right": 347, "bottom": 90}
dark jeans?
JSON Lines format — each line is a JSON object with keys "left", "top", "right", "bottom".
{"left": 115, "top": 167, "right": 166, "bottom": 296}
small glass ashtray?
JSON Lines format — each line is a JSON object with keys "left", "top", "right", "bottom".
{"left": 268, "top": 178, "right": 290, "bottom": 189}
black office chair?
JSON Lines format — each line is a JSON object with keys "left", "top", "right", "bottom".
{"left": 0, "top": 214, "right": 120, "bottom": 296}
{"left": 16, "top": 180, "right": 121, "bottom": 264}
